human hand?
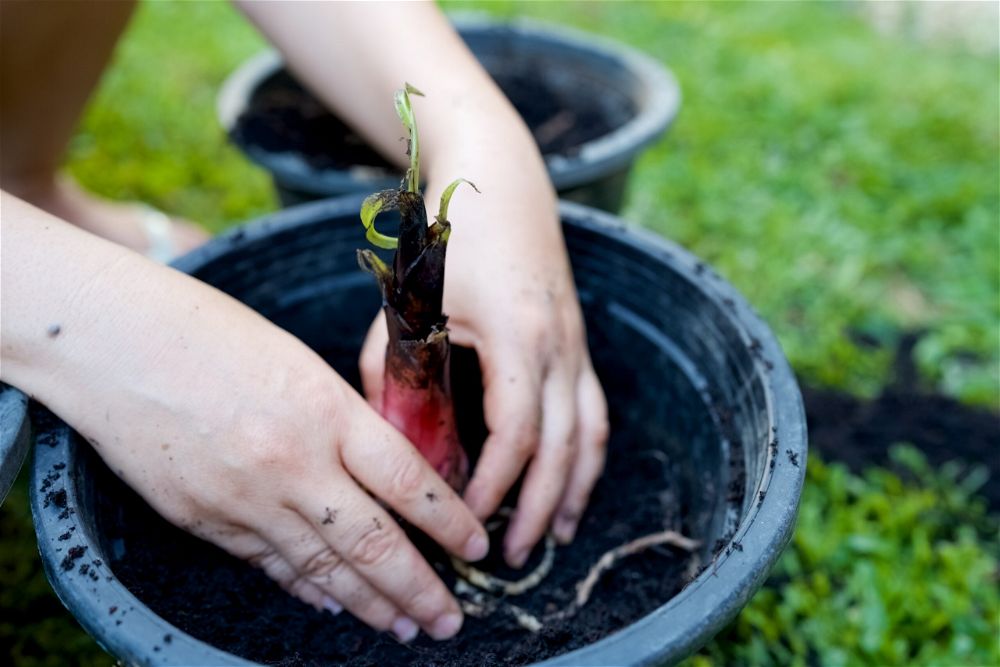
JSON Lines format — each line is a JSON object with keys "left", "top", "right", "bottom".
{"left": 239, "top": 0, "right": 608, "bottom": 569}
{"left": 360, "top": 138, "right": 609, "bottom": 569}
{"left": 1, "top": 210, "right": 488, "bottom": 642}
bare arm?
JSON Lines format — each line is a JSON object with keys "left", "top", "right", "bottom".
{"left": 1, "top": 192, "right": 488, "bottom": 641}
{"left": 237, "top": 1, "right": 535, "bottom": 178}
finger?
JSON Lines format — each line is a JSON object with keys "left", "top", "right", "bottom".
{"left": 359, "top": 312, "right": 388, "bottom": 411}
{"left": 503, "top": 370, "right": 577, "bottom": 567}
{"left": 249, "top": 549, "right": 326, "bottom": 610}
{"left": 462, "top": 349, "right": 543, "bottom": 520}
{"left": 298, "top": 481, "right": 466, "bottom": 641}
{"left": 256, "top": 512, "right": 423, "bottom": 641}
{"left": 207, "top": 527, "right": 341, "bottom": 616}
{"left": 339, "top": 400, "right": 489, "bottom": 563}
{"left": 553, "top": 368, "right": 609, "bottom": 544}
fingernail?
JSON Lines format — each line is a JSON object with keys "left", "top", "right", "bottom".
{"left": 321, "top": 595, "right": 343, "bottom": 616}
{"left": 429, "top": 612, "right": 463, "bottom": 640}
{"left": 507, "top": 547, "right": 529, "bottom": 569}
{"left": 553, "top": 517, "right": 578, "bottom": 545}
{"left": 392, "top": 616, "right": 419, "bottom": 643}
{"left": 464, "top": 532, "right": 489, "bottom": 562}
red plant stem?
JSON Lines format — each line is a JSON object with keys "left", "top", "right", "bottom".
{"left": 381, "top": 326, "right": 468, "bottom": 490}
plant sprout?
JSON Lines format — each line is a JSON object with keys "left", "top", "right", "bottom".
{"left": 357, "top": 83, "right": 477, "bottom": 490}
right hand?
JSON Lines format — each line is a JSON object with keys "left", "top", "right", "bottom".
{"left": 1, "top": 206, "right": 488, "bottom": 642}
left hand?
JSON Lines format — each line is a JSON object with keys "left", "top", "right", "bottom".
{"left": 360, "top": 151, "right": 609, "bottom": 569}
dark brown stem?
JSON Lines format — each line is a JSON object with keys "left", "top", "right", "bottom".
{"left": 359, "top": 190, "right": 467, "bottom": 490}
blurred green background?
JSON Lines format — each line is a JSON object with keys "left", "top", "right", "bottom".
{"left": 2, "top": 1, "right": 997, "bottom": 666}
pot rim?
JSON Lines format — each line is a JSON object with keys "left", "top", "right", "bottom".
{"left": 32, "top": 196, "right": 806, "bottom": 667}
{"left": 216, "top": 14, "right": 681, "bottom": 196}
{"left": 0, "top": 383, "right": 30, "bottom": 505}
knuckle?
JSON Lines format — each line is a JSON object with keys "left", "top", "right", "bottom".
{"left": 300, "top": 547, "right": 343, "bottom": 581}
{"left": 509, "top": 430, "right": 537, "bottom": 458}
{"left": 588, "top": 414, "right": 610, "bottom": 448}
{"left": 540, "top": 431, "right": 576, "bottom": 471}
{"left": 523, "top": 320, "right": 550, "bottom": 351}
{"left": 157, "top": 498, "right": 202, "bottom": 530}
{"left": 285, "top": 576, "right": 315, "bottom": 601}
{"left": 308, "top": 381, "right": 346, "bottom": 430}
{"left": 349, "top": 522, "right": 398, "bottom": 567}
{"left": 215, "top": 529, "right": 268, "bottom": 559}
{"left": 552, "top": 434, "right": 577, "bottom": 465}
{"left": 390, "top": 454, "right": 426, "bottom": 501}
{"left": 238, "top": 421, "right": 298, "bottom": 472}
{"left": 506, "top": 412, "right": 542, "bottom": 457}
{"left": 248, "top": 548, "right": 281, "bottom": 571}
{"left": 253, "top": 551, "right": 296, "bottom": 587}
{"left": 401, "top": 584, "right": 444, "bottom": 622}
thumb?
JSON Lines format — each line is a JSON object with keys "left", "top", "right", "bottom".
{"left": 359, "top": 311, "right": 389, "bottom": 412}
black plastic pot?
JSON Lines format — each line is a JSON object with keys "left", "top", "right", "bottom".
{"left": 218, "top": 16, "right": 680, "bottom": 212}
{"left": 0, "top": 383, "right": 30, "bottom": 505}
{"left": 31, "top": 196, "right": 806, "bottom": 666}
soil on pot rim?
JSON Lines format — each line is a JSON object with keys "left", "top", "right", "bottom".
{"left": 98, "top": 347, "right": 720, "bottom": 667}
{"left": 233, "top": 67, "right": 628, "bottom": 174}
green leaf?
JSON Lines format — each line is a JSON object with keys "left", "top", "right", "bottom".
{"left": 359, "top": 189, "right": 399, "bottom": 249}
{"left": 394, "top": 83, "right": 424, "bottom": 193}
{"left": 436, "top": 178, "right": 480, "bottom": 223}
{"left": 356, "top": 249, "right": 392, "bottom": 297}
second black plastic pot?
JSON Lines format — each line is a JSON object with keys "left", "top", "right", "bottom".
{"left": 218, "top": 15, "right": 680, "bottom": 212}
{"left": 31, "top": 196, "right": 805, "bottom": 666}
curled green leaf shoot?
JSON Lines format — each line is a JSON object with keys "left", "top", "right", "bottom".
{"left": 360, "top": 86, "right": 476, "bottom": 252}
{"left": 360, "top": 189, "right": 400, "bottom": 249}
{"left": 436, "top": 178, "right": 480, "bottom": 224}
{"left": 395, "top": 83, "right": 424, "bottom": 194}
{"left": 357, "top": 248, "right": 392, "bottom": 288}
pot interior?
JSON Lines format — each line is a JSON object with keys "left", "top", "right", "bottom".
{"left": 63, "top": 207, "right": 765, "bottom": 666}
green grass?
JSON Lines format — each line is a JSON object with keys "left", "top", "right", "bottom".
{"left": 66, "top": 1, "right": 274, "bottom": 229}
{"left": 689, "top": 448, "right": 999, "bottom": 667}
{"left": 1, "top": 473, "right": 108, "bottom": 667}
{"left": 3, "top": 1, "right": 996, "bottom": 665}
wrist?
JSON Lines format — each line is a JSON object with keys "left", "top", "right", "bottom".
{"left": 417, "top": 81, "right": 548, "bottom": 184}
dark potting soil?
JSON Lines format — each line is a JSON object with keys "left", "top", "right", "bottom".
{"left": 102, "top": 348, "right": 703, "bottom": 667}
{"left": 804, "top": 332, "right": 1000, "bottom": 511}
{"left": 803, "top": 386, "right": 1000, "bottom": 510}
{"left": 233, "top": 67, "right": 623, "bottom": 173}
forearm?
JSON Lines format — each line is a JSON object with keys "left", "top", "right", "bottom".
{"left": 235, "top": 1, "right": 554, "bottom": 219}
{"left": 0, "top": 193, "right": 279, "bottom": 433}
{"left": 2, "top": 193, "right": 141, "bottom": 397}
